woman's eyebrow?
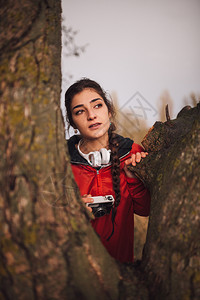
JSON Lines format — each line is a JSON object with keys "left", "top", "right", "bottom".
{"left": 90, "top": 98, "right": 102, "bottom": 103}
{"left": 72, "top": 104, "right": 83, "bottom": 110}
{"left": 72, "top": 98, "right": 102, "bottom": 110}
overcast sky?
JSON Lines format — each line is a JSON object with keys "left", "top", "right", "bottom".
{"left": 61, "top": 0, "right": 200, "bottom": 136}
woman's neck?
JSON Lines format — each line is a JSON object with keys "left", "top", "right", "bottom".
{"left": 80, "top": 134, "right": 109, "bottom": 153}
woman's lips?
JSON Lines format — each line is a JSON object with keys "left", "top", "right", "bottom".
{"left": 89, "top": 123, "right": 102, "bottom": 129}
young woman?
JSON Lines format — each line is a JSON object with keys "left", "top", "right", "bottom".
{"left": 65, "top": 78, "right": 151, "bottom": 263}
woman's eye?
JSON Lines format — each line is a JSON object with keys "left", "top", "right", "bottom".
{"left": 94, "top": 103, "right": 102, "bottom": 109}
{"left": 75, "top": 109, "right": 84, "bottom": 115}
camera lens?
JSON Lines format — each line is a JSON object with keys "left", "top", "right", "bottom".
{"left": 107, "top": 196, "right": 112, "bottom": 201}
{"left": 94, "top": 207, "right": 107, "bottom": 218}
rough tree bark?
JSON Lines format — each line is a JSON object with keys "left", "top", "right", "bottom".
{"left": 129, "top": 104, "right": 200, "bottom": 300}
{"left": 0, "top": 1, "right": 200, "bottom": 300}
{"left": 0, "top": 1, "right": 121, "bottom": 299}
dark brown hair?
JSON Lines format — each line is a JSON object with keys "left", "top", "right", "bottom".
{"left": 65, "top": 78, "right": 121, "bottom": 220}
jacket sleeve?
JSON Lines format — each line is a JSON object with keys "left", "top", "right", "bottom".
{"left": 126, "top": 176, "right": 151, "bottom": 216}
{"left": 126, "top": 142, "right": 151, "bottom": 216}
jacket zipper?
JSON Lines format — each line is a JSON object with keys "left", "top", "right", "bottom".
{"left": 96, "top": 169, "right": 100, "bottom": 187}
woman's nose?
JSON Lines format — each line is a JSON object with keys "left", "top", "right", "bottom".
{"left": 87, "top": 109, "right": 96, "bottom": 120}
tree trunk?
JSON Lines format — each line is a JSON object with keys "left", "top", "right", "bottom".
{"left": 1, "top": 1, "right": 200, "bottom": 299}
{"left": 128, "top": 104, "right": 200, "bottom": 300}
{"left": 0, "top": 1, "right": 121, "bottom": 299}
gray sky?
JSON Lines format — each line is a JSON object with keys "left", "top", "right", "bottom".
{"left": 61, "top": 0, "right": 200, "bottom": 135}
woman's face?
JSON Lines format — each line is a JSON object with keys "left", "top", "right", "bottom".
{"left": 71, "top": 88, "right": 111, "bottom": 140}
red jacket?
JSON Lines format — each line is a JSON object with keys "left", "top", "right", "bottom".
{"left": 68, "top": 134, "right": 151, "bottom": 263}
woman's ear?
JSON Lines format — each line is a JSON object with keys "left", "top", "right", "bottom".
{"left": 71, "top": 123, "right": 78, "bottom": 134}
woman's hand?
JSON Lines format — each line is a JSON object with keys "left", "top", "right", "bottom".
{"left": 124, "top": 152, "right": 148, "bottom": 178}
{"left": 82, "top": 194, "right": 94, "bottom": 212}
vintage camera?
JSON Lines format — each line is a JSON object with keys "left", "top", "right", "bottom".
{"left": 86, "top": 195, "right": 115, "bottom": 217}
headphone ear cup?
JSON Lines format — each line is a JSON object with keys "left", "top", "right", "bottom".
{"left": 90, "top": 151, "right": 102, "bottom": 167}
{"left": 100, "top": 148, "right": 111, "bottom": 165}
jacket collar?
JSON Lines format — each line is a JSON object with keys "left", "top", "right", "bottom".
{"left": 67, "top": 134, "right": 133, "bottom": 165}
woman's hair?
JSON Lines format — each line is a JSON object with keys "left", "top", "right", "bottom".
{"left": 65, "top": 78, "right": 121, "bottom": 221}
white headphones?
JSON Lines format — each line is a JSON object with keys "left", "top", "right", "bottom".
{"left": 77, "top": 140, "right": 111, "bottom": 167}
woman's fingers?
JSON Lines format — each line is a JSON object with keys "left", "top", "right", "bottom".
{"left": 124, "top": 151, "right": 148, "bottom": 178}
{"left": 130, "top": 154, "right": 136, "bottom": 166}
{"left": 135, "top": 152, "right": 148, "bottom": 162}
{"left": 135, "top": 152, "right": 141, "bottom": 162}
{"left": 87, "top": 207, "right": 93, "bottom": 213}
{"left": 82, "top": 195, "right": 93, "bottom": 204}
{"left": 141, "top": 151, "right": 148, "bottom": 158}
{"left": 124, "top": 157, "right": 132, "bottom": 165}
{"left": 125, "top": 152, "right": 148, "bottom": 167}
{"left": 82, "top": 194, "right": 93, "bottom": 212}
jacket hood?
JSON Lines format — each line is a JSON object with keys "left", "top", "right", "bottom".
{"left": 67, "top": 134, "right": 133, "bottom": 165}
